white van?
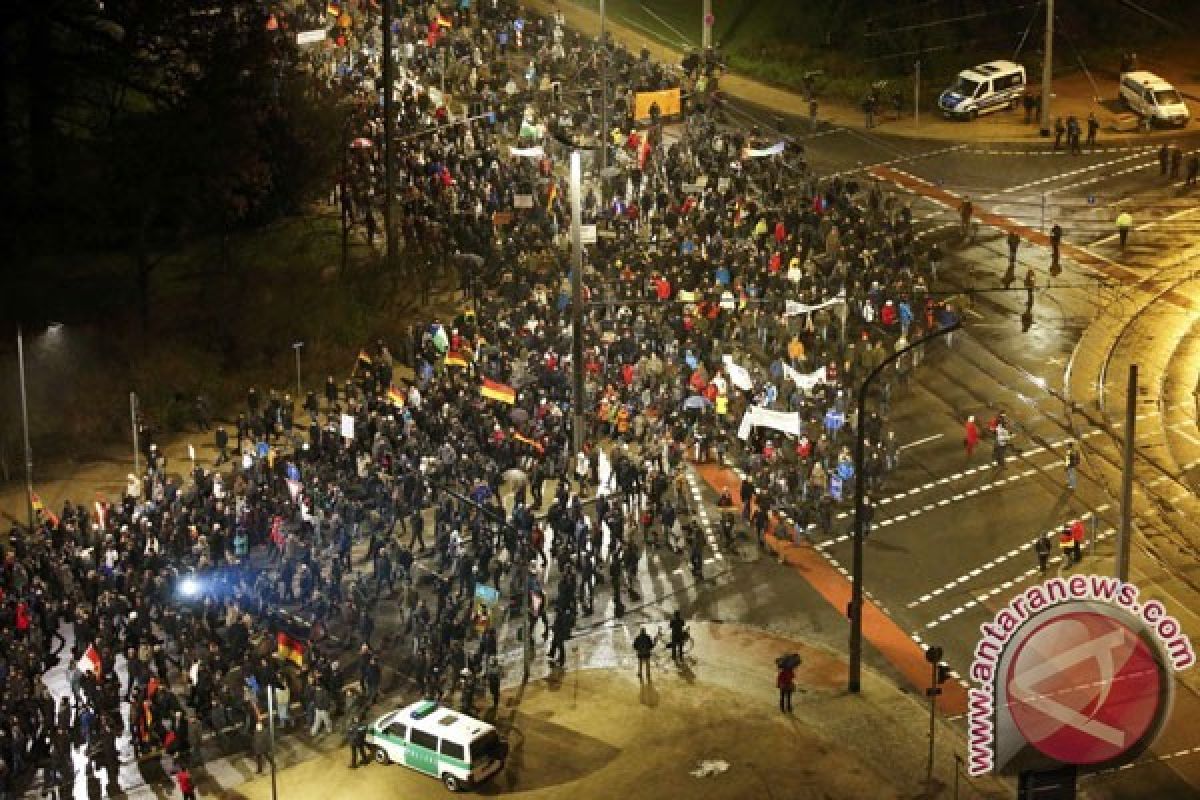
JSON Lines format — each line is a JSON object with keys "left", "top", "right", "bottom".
{"left": 367, "top": 700, "right": 507, "bottom": 791}
{"left": 1119, "top": 71, "right": 1190, "bottom": 128}
{"left": 938, "top": 61, "right": 1027, "bottom": 120}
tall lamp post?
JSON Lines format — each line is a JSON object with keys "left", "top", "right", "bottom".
{"left": 569, "top": 151, "right": 585, "bottom": 459}
{"left": 16, "top": 325, "right": 33, "bottom": 531}
{"left": 292, "top": 341, "right": 304, "bottom": 398}
{"left": 849, "top": 320, "right": 960, "bottom": 692}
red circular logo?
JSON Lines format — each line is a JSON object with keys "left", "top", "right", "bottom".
{"left": 1006, "top": 611, "right": 1163, "bottom": 765}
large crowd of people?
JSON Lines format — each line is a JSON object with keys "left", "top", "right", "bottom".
{"left": 0, "top": 1, "right": 958, "bottom": 797}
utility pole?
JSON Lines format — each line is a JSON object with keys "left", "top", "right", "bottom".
{"left": 382, "top": 0, "right": 396, "bottom": 269}
{"left": 267, "top": 686, "right": 278, "bottom": 800}
{"left": 16, "top": 325, "right": 33, "bottom": 532}
{"left": 1116, "top": 364, "right": 1136, "bottom": 581}
{"left": 292, "top": 341, "right": 304, "bottom": 398}
{"left": 702, "top": 0, "right": 712, "bottom": 51}
{"left": 599, "top": 0, "right": 608, "bottom": 194}
{"left": 569, "top": 151, "right": 585, "bottom": 459}
{"left": 130, "top": 392, "right": 140, "bottom": 478}
{"left": 850, "top": 321, "right": 960, "bottom": 692}
{"left": 914, "top": 59, "right": 921, "bottom": 129}
{"left": 1039, "top": 0, "right": 1054, "bottom": 135}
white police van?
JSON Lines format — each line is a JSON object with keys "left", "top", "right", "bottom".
{"left": 938, "top": 61, "right": 1027, "bottom": 120}
{"left": 1119, "top": 71, "right": 1190, "bottom": 128}
{"left": 366, "top": 700, "right": 507, "bottom": 791}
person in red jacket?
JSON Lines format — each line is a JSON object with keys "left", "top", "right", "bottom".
{"left": 963, "top": 416, "right": 980, "bottom": 459}
{"left": 174, "top": 765, "right": 196, "bottom": 800}
{"left": 777, "top": 661, "right": 796, "bottom": 713}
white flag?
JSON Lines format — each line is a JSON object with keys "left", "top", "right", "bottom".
{"left": 722, "top": 355, "right": 754, "bottom": 391}
{"left": 751, "top": 406, "right": 802, "bottom": 437}
{"left": 510, "top": 144, "right": 545, "bottom": 158}
{"left": 785, "top": 296, "right": 846, "bottom": 316}
{"left": 782, "top": 363, "right": 827, "bottom": 391}
{"left": 741, "top": 141, "right": 786, "bottom": 159}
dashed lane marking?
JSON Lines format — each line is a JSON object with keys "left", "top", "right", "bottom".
{"left": 922, "top": 528, "right": 1118, "bottom": 630}
{"left": 905, "top": 503, "right": 1114, "bottom": 609}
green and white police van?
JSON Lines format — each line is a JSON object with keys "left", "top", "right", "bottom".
{"left": 366, "top": 700, "right": 507, "bottom": 791}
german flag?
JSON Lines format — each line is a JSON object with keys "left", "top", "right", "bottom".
{"left": 387, "top": 385, "right": 405, "bottom": 408}
{"left": 277, "top": 632, "right": 306, "bottom": 667}
{"left": 353, "top": 348, "right": 373, "bottom": 374}
{"left": 30, "top": 491, "right": 59, "bottom": 529}
{"left": 444, "top": 350, "right": 469, "bottom": 369}
{"left": 480, "top": 378, "right": 516, "bottom": 405}
{"left": 513, "top": 432, "right": 545, "bottom": 455}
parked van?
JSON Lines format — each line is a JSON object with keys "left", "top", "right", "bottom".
{"left": 938, "top": 61, "right": 1027, "bottom": 120}
{"left": 1119, "top": 71, "right": 1190, "bottom": 128}
{"left": 367, "top": 700, "right": 507, "bottom": 791}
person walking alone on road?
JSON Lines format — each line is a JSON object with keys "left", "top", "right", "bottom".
{"left": 1059, "top": 524, "right": 1075, "bottom": 568}
{"left": 668, "top": 610, "right": 687, "bottom": 662}
{"left": 777, "top": 660, "right": 796, "bottom": 713}
{"left": 1035, "top": 532, "right": 1052, "bottom": 574}
{"left": 1071, "top": 518, "right": 1087, "bottom": 564}
{"left": 964, "top": 415, "right": 980, "bottom": 460}
{"left": 174, "top": 766, "right": 196, "bottom": 800}
{"left": 1007, "top": 230, "right": 1021, "bottom": 268}
{"left": 1053, "top": 117, "right": 1065, "bottom": 150}
{"left": 1086, "top": 112, "right": 1099, "bottom": 147}
{"left": 1064, "top": 441, "right": 1080, "bottom": 490}
{"left": 251, "top": 721, "right": 274, "bottom": 774}
{"left": 1049, "top": 224, "right": 1063, "bottom": 274}
{"left": 993, "top": 420, "right": 1012, "bottom": 469}
{"left": 959, "top": 196, "right": 974, "bottom": 240}
{"left": 1159, "top": 143, "right": 1170, "bottom": 176}
{"left": 633, "top": 626, "right": 656, "bottom": 682}
{"left": 1116, "top": 211, "right": 1133, "bottom": 249}
{"left": 347, "top": 715, "right": 371, "bottom": 768}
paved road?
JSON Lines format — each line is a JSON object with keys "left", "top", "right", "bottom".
{"left": 744, "top": 104, "right": 1200, "bottom": 798}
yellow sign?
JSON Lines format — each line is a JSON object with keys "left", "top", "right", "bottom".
{"left": 634, "top": 89, "right": 682, "bottom": 122}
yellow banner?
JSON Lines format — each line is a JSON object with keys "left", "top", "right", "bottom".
{"left": 634, "top": 89, "right": 681, "bottom": 122}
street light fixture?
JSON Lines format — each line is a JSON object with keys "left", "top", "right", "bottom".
{"left": 292, "top": 341, "right": 304, "bottom": 398}
{"left": 848, "top": 320, "right": 960, "bottom": 693}
{"left": 16, "top": 325, "right": 33, "bottom": 532}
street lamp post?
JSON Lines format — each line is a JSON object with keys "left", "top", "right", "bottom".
{"left": 849, "top": 321, "right": 960, "bottom": 692}
{"left": 569, "top": 151, "right": 585, "bottom": 459}
{"left": 267, "top": 686, "right": 278, "bottom": 800}
{"left": 16, "top": 325, "right": 33, "bottom": 532}
{"left": 1039, "top": 0, "right": 1054, "bottom": 135}
{"left": 292, "top": 341, "right": 304, "bottom": 398}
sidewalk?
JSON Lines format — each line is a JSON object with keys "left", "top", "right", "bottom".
{"left": 534, "top": 0, "right": 1200, "bottom": 146}
{"left": 231, "top": 621, "right": 1009, "bottom": 800}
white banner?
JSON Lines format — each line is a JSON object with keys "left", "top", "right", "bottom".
{"left": 737, "top": 406, "right": 802, "bottom": 440}
{"left": 741, "top": 141, "right": 786, "bottom": 159}
{"left": 296, "top": 29, "right": 327, "bottom": 45}
{"left": 785, "top": 296, "right": 846, "bottom": 316}
{"left": 722, "top": 355, "right": 754, "bottom": 391}
{"left": 510, "top": 145, "right": 545, "bottom": 159}
{"left": 340, "top": 413, "right": 355, "bottom": 440}
{"left": 782, "top": 363, "right": 827, "bottom": 391}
